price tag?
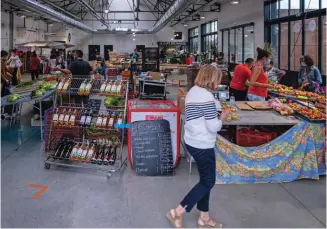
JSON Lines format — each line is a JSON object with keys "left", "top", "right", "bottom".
{"left": 172, "top": 79, "right": 179, "bottom": 85}
{"left": 179, "top": 80, "right": 187, "bottom": 86}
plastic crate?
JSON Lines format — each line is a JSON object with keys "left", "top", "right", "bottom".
{"left": 236, "top": 128, "right": 277, "bottom": 147}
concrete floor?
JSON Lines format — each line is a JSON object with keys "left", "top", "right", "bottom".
{"left": 1, "top": 72, "right": 326, "bottom": 228}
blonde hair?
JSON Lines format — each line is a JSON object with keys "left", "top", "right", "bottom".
{"left": 194, "top": 64, "right": 222, "bottom": 90}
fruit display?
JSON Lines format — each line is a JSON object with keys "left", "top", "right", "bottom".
{"left": 286, "top": 100, "right": 326, "bottom": 121}
{"left": 7, "top": 94, "right": 21, "bottom": 102}
{"left": 220, "top": 101, "right": 240, "bottom": 122}
{"left": 271, "top": 84, "right": 324, "bottom": 102}
{"left": 268, "top": 98, "right": 294, "bottom": 116}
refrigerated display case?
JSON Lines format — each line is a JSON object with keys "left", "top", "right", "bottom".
{"left": 128, "top": 100, "right": 180, "bottom": 167}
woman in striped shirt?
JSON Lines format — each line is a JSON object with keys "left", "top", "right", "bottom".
{"left": 166, "top": 64, "right": 229, "bottom": 228}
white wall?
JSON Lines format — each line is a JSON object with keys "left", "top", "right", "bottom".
{"left": 187, "top": 0, "right": 265, "bottom": 54}
{"left": 1, "top": 11, "right": 47, "bottom": 51}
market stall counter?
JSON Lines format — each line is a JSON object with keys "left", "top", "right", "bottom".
{"left": 214, "top": 101, "right": 326, "bottom": 184}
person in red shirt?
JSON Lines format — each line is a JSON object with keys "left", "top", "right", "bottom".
{"left": 186, "top": 54, "right": 193, "bottom": 65}
{"left": 247, "top": 48, "right": 273, "bottom": 101}
{"left": 30, "top": 51, "right": 40, "bottom": 81}
{"left": 229, "top": 58, "right": 254, "bottom": 101}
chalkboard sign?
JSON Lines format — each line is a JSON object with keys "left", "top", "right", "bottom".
{"left": 131, "top": 120, "right": 174, "bottom": 176}
{"left": 86, "top": 99, "right": 102, "bottom": 115}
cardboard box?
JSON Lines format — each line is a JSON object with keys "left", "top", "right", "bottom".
{"left": 177, "top": 94, "right": 186, "bottom": 114}
{"left": 149, "top": 72, "right": 161, "bottom": 81}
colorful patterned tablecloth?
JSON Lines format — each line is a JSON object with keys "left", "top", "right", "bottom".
{"left": 215, "top": 121, "right": 326, "bottom": 184}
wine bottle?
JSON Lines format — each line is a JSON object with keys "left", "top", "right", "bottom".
{"left": 76, "top": 143, "right": 84, "bottom": 160}
{"left": 108, "top": 112, "right": 115, "bottom": 129}
{"left": 69, "top": 143, "right": 79, "bottom": 159}
{"left": 85, "top": 79, "right": 93, "bottom": 95}
{"left": 69, "top": 109, "right": 76, "bottom": 127}
{"left": 58, "top": 108, "right": 66, "bottom": 126}
{"left": 85, "top": 110, "right": 93, "bottom": 127}
{"left": 79, "top": 110, "right": 87, "bottom": 126}
{"left": 60, "top": 140, "right": 73, "bottom": 158}
{"left": 97, "top": 139, "right": 108, "bottom": 164}
{"left": 109, "top": 144, "right": 117, "bottom": 165}
{"left": 105, "top": 81, "right": 113, "bottom": 94}
{"left": 63, "top": 109, "right": 71, "bottom": 126}
{"left": 100, "top": 80, "right": 107, "bottom": 93}
{"left": 86, "top": 144, "right": 95, "bottom": 162}
{"left": 96, "top": 113, "right": 103, "bottom": 128}
{"left": 79, "top": 80, "right": 87, "bottom": 95}
{"left": 56, "top": 79, "right": 65, "bottom": 93}
{"left": 116, "top": 81, "right": 122, "bottom": 94}
{"left": 62, "top": 78, "right": 71, "bottom": 92}
{"left": 103, "top": 140, "right": 113, "bottom": 165}
{"left": 80, "top": 141, "right": 89, "bottom": 160}
{"left": 101, "top": 113, "right": 108, "bottom": 127}
{"left": 110, "top": 81, "right": 118, "bottom": 94}
{"left": 52, "top": 108, "right": 59, "bottom": 126}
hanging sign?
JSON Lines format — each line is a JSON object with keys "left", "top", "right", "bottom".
{"left": 308, "top": 20, "right": 316, "bottom": 32}
{"left": 158, "top": 42, "right": 186, "bottom": 46}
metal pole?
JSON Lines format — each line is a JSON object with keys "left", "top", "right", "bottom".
{"left": 9, "top": 11, "right": 14, "bottom": 50}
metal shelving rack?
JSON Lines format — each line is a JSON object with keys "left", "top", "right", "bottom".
{"left": 44, "top": 77, "right": 129, "bottom": 178}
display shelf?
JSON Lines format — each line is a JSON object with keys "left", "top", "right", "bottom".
{"left": 45, "top": 79, "right": 129, "bottom": 178}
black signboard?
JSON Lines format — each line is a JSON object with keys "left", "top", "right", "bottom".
{"left": 131, "top": 120, "right": 174, "bottom": 176}
{"left": 157, "top": 41, "right": 187, "bottom": 46}
{"left": 86, "top": 99, "right": 102, "bottom": 115}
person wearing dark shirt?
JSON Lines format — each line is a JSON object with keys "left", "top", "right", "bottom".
{"left": 229, "top": 58, "right": 254, "bottom": 101}
{"left": 55, "top": 50, "right": 94, "bottom": 106}
{"left": 96, "top": 52, "right": 105, "bottom": 64}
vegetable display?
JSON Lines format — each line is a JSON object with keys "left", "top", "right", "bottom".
{"left": 271, "top": 84, "right": 324, "bottom": 102}
{"left": 104, "top": 97, "right": 125, "bottom": 107}
{"left": 16, "top": 81, "right": 34, "bottom": 88}
{"left": 286, "top": 100, "right": 326, "bottom": 120}
{"left": 7, "top": 94, "right": 21, "bottom": 102}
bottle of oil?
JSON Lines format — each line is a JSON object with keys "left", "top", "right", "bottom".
{"left": 56, "top": 79, "right": 65, "bottom": 93}
{"left": 69, "top": 109, "right": 77, "bottom": 127}
{"left": 52, "top": 108, "right": 59, "bottom": 126}
{"left": 63, "top": 109, "right": 71, "bottom": 126}
{"left": 62, "top": 78, "right": 71, "bottom": 92}
{"left": 100, "top": 80, "right": 107, "bottom": 93}
{"left": 58, "top": 108, "right": 66, "bottom": 126}
{"left": 105, "top": 80, "right": 113, "bottom": 94}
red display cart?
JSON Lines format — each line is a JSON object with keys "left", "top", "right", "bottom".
{"left": 128, "top": 100, "right": 180, "bottom": 168}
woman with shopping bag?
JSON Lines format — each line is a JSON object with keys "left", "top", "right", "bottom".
{"left": 7, "top": 49, "right": 22, "bottom": 86}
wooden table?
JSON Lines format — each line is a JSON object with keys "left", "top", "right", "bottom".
{"left": 224, "top": 102, "right": 299, "bottom": 126}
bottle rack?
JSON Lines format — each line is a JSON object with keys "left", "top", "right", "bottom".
{"left": 45, "top": 77, "right": 129, "bottom": 178}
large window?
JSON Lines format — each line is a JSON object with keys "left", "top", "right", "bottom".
{"left": 201, "top": 20, "right": 218, "bottom": 60}
{"left": 188, "top": 27, "right": 199, "bottom": 54}
{"left": 264, "top": 0, "right": 326, "bottom": 79}
{"left": 221, "top": 23, "right": 254, "bottom": 64}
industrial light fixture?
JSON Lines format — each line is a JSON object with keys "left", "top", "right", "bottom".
{"left": 171, "top": 38, "right": 174, "bottom": 40}
{"left": 200, "top": 16, "right": 206, "bottom": 19}
{"left": 231, "top": 1, "right": 239, "bottom": 4}
{"left": 244, "top": 34, "right": 248, "bottom": 37}
{"left": 49, "top": 23, "right": 53, "bottom": 26}
{"left": 104, "top": 9, "right": 109, "bottom": 13}
{"left": 183, "top": 24, "right": 188, "bottom": 26}
{"left": 115, "top": 27, "right": 128, "bottom": 31}
{"left": 133, "top": 34, "right": 136, "bottom": 37}
{"left": 21, "top": 15, "right": 25, "bottom": 18}
{"left": 133, "top": 38, "right": 135, "bottom": 41}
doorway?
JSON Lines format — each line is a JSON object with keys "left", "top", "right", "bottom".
{"left": 104, "top": 45, "right": 113, "bottom": 61}
{"left": 88, "top": 45, "right": 100, "bottom": 61}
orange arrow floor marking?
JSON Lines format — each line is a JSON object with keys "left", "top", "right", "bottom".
{"left": 26, "top": 184, "right": 48, "bottom": 200}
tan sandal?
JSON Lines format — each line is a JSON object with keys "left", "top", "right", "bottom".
{"left": 197, "top": 218, "right": 223, "bottom": 228}
{"left": 166, "top": 209, "right": 183, "bottom": 228}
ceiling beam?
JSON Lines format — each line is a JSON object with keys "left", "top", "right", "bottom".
{"left": 41, "top": 0, "right": 81, "bottom": 20}
{"left": 82, "top": 19, "right": 158, "bottom": 21}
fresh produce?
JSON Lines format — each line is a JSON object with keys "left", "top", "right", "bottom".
{"left": 271, "top": 84, "right": 324, "bottom": 102}
{"left": 268, "top": 98, "right": 294, "bottom": 116}
{"left": 287, "top": 100, "right": 326, "bottom": 120}
{"left": 104, "top": 96, "right": 124, "bottom": 106}
{"left": 40, "top": 82, "right": 55, "bottom": 91}
{"left": 7, "top": 94, "right": 21, "bottom": 102}
{"left": 16, "top": 81, "right": 34, "bottom": 88}
{"left": 31, "top": 89, "right": 45, "bottom": 98}
{"left": 43, "top": 75, "right": 57, "bottom": 82}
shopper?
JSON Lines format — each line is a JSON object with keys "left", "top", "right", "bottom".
{"left": 186, "top": 53, "right": 193, "bottom": 65}
{"left": 1, "top": 50, "right": 12, "bottom": 97}
{"left": 166, "top": 64, "right": 229, "bottom": 228}
{"left": 55, "top": 50, "right": 94, "bottom": 105}
{"left": 96, "top": 52, "right": 105, "bottom": 64}
{"left": 229, "top": 58, "right": 254, "bottom": 101}
{"left": 247, "top": 48, "right": 273, "bottom": 101}
{"left": 266, "top": 60, "right": 286, "bottom": 84}
{"left": 56, "top": 54, "right": 65, "bottom": 69}
{"left": 49, "top": 53, "right": 57, "bottom": 71}
{"left": 298, "top": 55, "right": 323, "bottom": 93}
{"left": 7, "top": 49, "right": 22, "bottom": 86}
{"left": 66, "top": 51, "right": 74, "bottom": 68}
{"left": 30, "top": 51, "right": 40, "bottom": 81}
